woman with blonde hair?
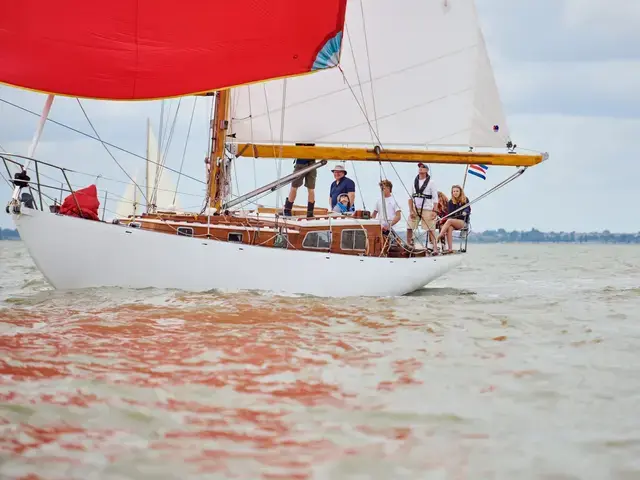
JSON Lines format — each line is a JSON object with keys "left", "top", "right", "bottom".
{"left": 437, "top": 185, "right": 470, "bottom": 253}
{"left": 435, "top": 191, "right": 449, "bottom": 225}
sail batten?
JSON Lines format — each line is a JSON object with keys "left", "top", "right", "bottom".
{"left": 230, "top": 0, "right": 511, "bottom": 150}
{"left": 0, "top": 1, "right": 348, "bottom": 100}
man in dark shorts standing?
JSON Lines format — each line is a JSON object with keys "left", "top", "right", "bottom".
{"left": 283, "top": 143, "right": 316, "bottom": 218}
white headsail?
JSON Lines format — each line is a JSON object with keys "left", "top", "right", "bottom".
{"left": 229, "top": 0, "right": 510, "bottom": 150}
{"left": 146, "top": 120, "right": 180, "bottom": 211}
{"left": 115, "top": 120, "right": 181, "bottom": 217}
{"left": 115, "top": 172, "right": 144, "bottom": 218}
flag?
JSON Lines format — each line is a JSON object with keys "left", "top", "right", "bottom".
{"left": 467, "top": 164, "right": 488, "bottom": 180}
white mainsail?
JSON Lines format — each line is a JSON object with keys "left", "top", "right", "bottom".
{"left": 229, "top": 0, "right": 510, "bottom": 149}
{"left": 145, "top": 120, "right": 179, "bottom": 211}
{"left": 115, "top": 120, "right": 180, "bottom": 217}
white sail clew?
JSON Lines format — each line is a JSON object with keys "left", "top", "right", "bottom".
{"left": 115, "top": 120, "right": 180, "bottom": 218}
{"left": 115, "top": 175, "right": 144, "bottom": 218}
{"left": 229, "top": 0, "right": 510, "bottom": 149}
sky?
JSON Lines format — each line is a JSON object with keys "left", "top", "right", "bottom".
{"left": 1, "top": 0, "right": 639, "bottom": 233}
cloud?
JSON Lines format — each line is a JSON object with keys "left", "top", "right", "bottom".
{"left": 473, "top": 113, "right": 640, "bottom": 233}
{"left": 495, "top": 60, "right": 640, "bottom": 119}
{"left": 478, "top": 0, "right": 640, "bottom": 62}
{"left": 563, "top": 0, "right": 640, "bottom": 36}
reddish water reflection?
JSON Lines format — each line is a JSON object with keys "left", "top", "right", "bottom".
{"left": 0, "top": 294, "right": 473, "bottom": 479}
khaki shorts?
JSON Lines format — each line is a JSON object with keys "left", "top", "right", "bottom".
{"left": 291, "top": 162, "right": 317, "bottom": 189}
{"left": 408, "top": 209, "right": 436, "bottom": 231}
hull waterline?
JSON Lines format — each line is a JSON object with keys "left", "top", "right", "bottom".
{"left": 12, "top": 208, "right": 463, "bottom": 297}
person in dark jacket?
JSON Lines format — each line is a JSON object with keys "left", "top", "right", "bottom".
{"left": 437, "top": 184, "right": 470, "bottom": 253}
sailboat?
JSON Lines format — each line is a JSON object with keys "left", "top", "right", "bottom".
{"left": 1, "top": 0, "right": 546, "bottom": 297}
{"left": 115, "top": 119, "right": 181, "bottom": 218}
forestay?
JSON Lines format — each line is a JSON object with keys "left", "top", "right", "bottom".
{"left": 230, "top": 0, "right": 511, "bottom": 150}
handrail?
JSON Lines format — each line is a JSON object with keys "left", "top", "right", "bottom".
{"left": 3, "top": 153, "right": 83, "bottom": 217}
{"left": 1, "top": 152, "right": 71, "bottom": 173}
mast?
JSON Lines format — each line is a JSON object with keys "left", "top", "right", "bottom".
{"left": 208, "top": 90, "right": 231, "bottom": 210}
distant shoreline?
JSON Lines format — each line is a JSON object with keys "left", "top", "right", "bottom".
{"left": 394, "top": 229, "right": 640, "bottom": 245}
{"left": 2, "top": 228, "right": 639, "bottom": 244}
{"left": 465, "top": 229, "right": 640, "bottom": 244}
{"left": 0, "top": 228, "right": 20, "bottom": 241}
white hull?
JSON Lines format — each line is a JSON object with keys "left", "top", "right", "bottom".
{"left": 12, "top": 208, "right": 463, "bottom": 297}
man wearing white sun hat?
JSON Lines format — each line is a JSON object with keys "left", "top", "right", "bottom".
{"left": 328, "top": 164, "right": 356, "bottom": 213}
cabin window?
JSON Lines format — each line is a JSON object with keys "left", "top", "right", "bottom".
{"left": 177, "top": 227, "right": 193, "bottom": 237}
{"left": 228, "top": 232, "right": 243, "bottom": 243}
{"left": 341, "top": 229, "right": 367, "bottom": 251}
{"left": 128, "top": 222, "right": 141, "bottom": 229}
{"left": 273, "top": 233, "right": 288, "bottom": 248}
{"left": 302, "top": 231, "right": 331, "bottom": 249}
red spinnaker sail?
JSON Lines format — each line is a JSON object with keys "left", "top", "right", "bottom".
{"left": 0, "top": 1, "right": 347, "bottom": 100}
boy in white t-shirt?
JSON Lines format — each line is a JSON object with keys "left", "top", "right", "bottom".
{"left": 372, "top": 179, "right": 401, "bottom": 232}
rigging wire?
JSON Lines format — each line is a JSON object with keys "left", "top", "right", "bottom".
{"left": 262, "top": 85, "right": 281, "bottom": 195}
{"left": 247, "top": 86, "right": 258, "bottom": 190}
{"left": 275, "top": 79, "right": 288, "bottom": 210}
{"left": 0, "top": 170, "right": 12, "bottom": 188}
{"left": 334, "top": 66, "right": 448, "bottom": 244}
{"left": 151, "top": 98, "right": 182, "bottom": 209}
{"left": 172, "top": 96, "right": 198, "bottom": 205}
{"left": 0, "top": 97, "right": 206, "bottom": 185}
{"left": 160, "top": 98, "right": 182, "bottom": 167}
{"left": 76, "top": 98, "right": 148, "bottom": 205}
{"left": 442, "top": 168, "right": 527, "bottom": 223}
{"left": 337, "top": 66, "right": 414, "bottom": 203}
{"left": 343, "top": 24, "right": 373, "bottom": 211}
{"left": 2, "top": 152, "right": 200, "bottom": 201}
{"left": 29, "top": 168, "right": 207, "bottom": 213}
{"left": 358, "top": 0, "right": 380, "bottom": 136}
{"left": 344, "top": 25, "right": 373, "bottom": 130}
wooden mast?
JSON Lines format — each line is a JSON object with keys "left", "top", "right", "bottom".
{"left": 233, "top": 143, "right": 545, "bottom": 167}
{"left": 208, "top": 90, "right": 231, "bottom": 210}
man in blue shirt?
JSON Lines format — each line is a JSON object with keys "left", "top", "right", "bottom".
{"left": 329, "top": 164, "right": 356, "bottom": 211}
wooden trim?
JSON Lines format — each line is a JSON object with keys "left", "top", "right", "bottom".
{"left": 301, "top": 230, "right": 332, "bottom": 250}
{"left": 234, "top": 143, "right": 544, "bottom": 167}
{"left": 339, "top": 228, "right": 368, "bottom": 252}
{"left": 256, "top": 205, "right": 330, "bottom": 216}
{"left": 118, "top": 214, "right": 389, "bottom": 257}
